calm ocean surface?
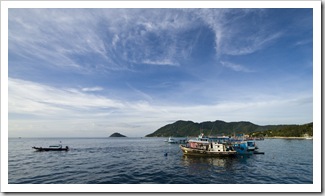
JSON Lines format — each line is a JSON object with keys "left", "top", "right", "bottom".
{"left": 8, "top": 137, "right": 313, "bottom": 184}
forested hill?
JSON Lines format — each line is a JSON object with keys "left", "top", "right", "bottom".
{"left": 145, "top": 120, "right": 313, "bottom": 137}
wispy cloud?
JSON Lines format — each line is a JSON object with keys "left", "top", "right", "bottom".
{"left": 126, "top": 83, "right": 153, "bottom": 102}
{"left": 142, "top": 59, "right": 180, "bottom": 66}
{"left": 220, "top": 61, "right": 254, "bottom": 72}
{"left": 10, "top": 9, "right": 196, "bottom": 73}
{"left": 9, "top": 8, "right": 284, "bottom": 77}
{"left": 81, "top": 87, "right": 104, "bottom": 92}
{"left": 9, "top": 9, "right": 106, "bottom": 71}
{"left": 221, "top": 32, "right": 283, "bottom": 56}
{"left": 9, "top": 78, "right": 124, "bottom": 117}
{"left": 294, "top": 39, "right": 312, "bottom": 46}
{"left": 189, "top": 9, "right": 283, "bottom": 57}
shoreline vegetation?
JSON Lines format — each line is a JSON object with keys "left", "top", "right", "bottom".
{"left": 145, "top": 136, "right": 312, "bottom": 139}
{"left": 146, "top": 120, "right": 313, "bottom": 138}
{"left": 264, "top": 136, "right": 313, "bottom": 139}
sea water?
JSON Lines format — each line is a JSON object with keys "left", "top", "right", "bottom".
{"left": 8, "top": 137, "right": 313, "bottom": 184}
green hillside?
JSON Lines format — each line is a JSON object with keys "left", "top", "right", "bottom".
{"left": 145, "top": 120, "right": 313, "bottom": 137}
{"left": 250, "top": 122, "right": 313, "bottom": 137}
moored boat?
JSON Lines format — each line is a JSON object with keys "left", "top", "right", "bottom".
{"left": 32, "top": 144, "right": 69, "bottom": 151}
{"left": 165, "top": 136, "right": 187, "bottom": 144}
{"left": 179, "top": 133, "right": 264, "bottom": 156}
{"left": 232, "top": 141, "right": 254, "bottom": 155}
{"left": 179, "top": 134, "right": 237, "bottom": 157}
{"left": 247, "top": 140, "right": 258, "bottom": 151}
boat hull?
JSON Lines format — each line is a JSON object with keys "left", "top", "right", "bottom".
{"left": 180, "top": 145, "right": 236, "bottom": 157}
{"left": 32, "top": 147, "right": 69, "bottom": 151}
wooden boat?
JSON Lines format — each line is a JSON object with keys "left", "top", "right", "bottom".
{"left": 180, "top": 144, "right": 237, "bottom": 157}
{"left": 32, "top": 144, "right": 69, "bottom": 151}
{"left": 180, "top": 133, "right": 265, "bottom": 156}
{"left": 179, "top": 134, "right": 237, "bottom": 157}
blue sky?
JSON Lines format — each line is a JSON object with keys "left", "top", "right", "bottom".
{"left": 8, "top": 8, "right": 313, "bottom": 137}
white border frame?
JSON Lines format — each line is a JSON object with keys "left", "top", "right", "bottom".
{"left": 1, "top": 1, "right": 321, "bottom": 193}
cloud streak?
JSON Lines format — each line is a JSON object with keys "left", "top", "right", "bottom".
{"left": 81, "top": 87, "right": 104, "bottom": 92}
{"left": 9, "top": 78, "right": 124, "bottom": 117}
{"left": 220, "top": 61, "right": 254, "bottom": 72}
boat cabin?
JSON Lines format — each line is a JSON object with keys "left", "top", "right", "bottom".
{"left": 210, "top": 143, "right": 227, "bottom": 152}
{"left": 186, "top": 139, "right": 233, "bottom": 152}
{"left": 187, "top": 139, "right": 209, "bottom": 150}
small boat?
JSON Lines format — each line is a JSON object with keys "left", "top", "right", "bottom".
{"left": 232, "top": 142, "right": 254, "bottom": 155}
{"left": 32, "top": 144, "right": 69, "bottom": 151}
{"left": 179, "top": 134, "right": 237, "bottom": 157}
{"left": 233, "top": 140, "right": 265, "bottom": 155}
{"left": 165, "top": 136, "right": 187, "bottom": 144}
{"left": 247, "top": 140, "right": 258, "bottom": 151}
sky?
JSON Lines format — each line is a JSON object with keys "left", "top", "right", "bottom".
{"left": 7, "top": 8, "right": 313, "bottom": 137}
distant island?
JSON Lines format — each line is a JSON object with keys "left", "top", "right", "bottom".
{"left": 109, "top": 132, "right": 126, "bottom": 137}
{"left": 145, "top": 120, "right": 313, "bottom": 138}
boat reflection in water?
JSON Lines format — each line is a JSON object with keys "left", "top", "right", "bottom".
{"left": 182, "top": 155, "right": 229, "bottom": 168}
{"left": 181, "top": 155, "right": 237, "bottom": 177}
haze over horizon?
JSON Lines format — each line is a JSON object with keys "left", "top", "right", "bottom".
{"left": 8, "top": 8, "right": 313, "bottom": 137}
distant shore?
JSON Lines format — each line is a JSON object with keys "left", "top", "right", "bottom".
{"left": 265, "top": 136, "right": 313, "bottom": 139}
{"left": 146, "top": 136, "right": 313, "bottom": 139}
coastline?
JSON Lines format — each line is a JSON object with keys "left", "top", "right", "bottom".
{"left": 265, "top": 136, "right": 313, "bottom": 140}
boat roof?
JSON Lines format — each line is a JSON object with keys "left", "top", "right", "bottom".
{"left": 188, "top": 139, "right": 209, "bottom": 144}
{"left": 210, "top": 136, "right": 230, "bottom": 139}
